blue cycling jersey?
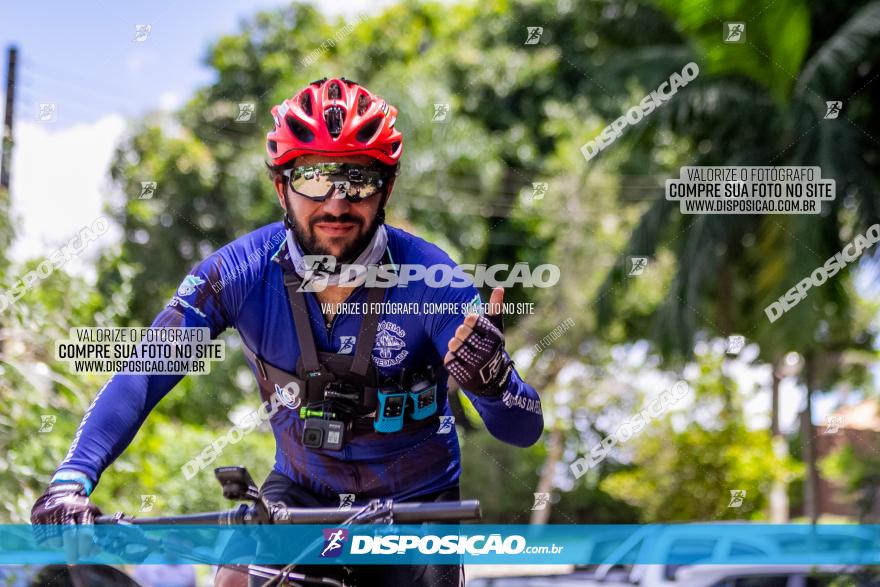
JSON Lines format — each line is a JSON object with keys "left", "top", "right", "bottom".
{"left": 56, "top": 222, "right": 543, "bottom": 500}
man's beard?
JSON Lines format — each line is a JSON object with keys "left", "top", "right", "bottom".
{"left": 287, "top": 206, "right": 383, "bottom": 264}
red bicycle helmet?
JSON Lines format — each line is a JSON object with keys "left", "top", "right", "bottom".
{"left": 267, "top": 77, "right": 403, "bottom": 167}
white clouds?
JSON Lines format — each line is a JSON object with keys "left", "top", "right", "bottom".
{"left": 9, "top": 115, "right": 127, "bottom": 276}
{"left": 158, "top": 91, "right": 183, "bottom": 112}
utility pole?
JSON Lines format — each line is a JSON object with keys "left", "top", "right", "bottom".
{"left": 0, "top": 46, "right": 16, "bottom": 354}
{"left": 1, "top": 46, "right": 16, "bottom": 192}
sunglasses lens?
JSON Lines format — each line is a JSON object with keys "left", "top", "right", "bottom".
{"left": 347, "top": 182, "right": 382, "bottom": 200}
{"left": 288, "top": 163, "right": 385, "bottom": 201}
{"left": 290, "top": 175, "right": 330, "bottom": 198}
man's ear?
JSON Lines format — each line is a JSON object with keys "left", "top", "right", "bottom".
{"left": 274, "top": 180, "right": 287, "bottom": 209}
{"left": 376, "top": 189, "right": 391, "bottom": 224}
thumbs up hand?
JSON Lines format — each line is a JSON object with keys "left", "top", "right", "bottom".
{"left": 444, "top": 288, "right": 513, "bottom": 397}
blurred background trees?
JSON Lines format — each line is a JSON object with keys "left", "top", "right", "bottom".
{"left": 1, "top": 0, "right": 878, "bottom": 525}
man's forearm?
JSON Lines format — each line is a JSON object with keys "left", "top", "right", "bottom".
{"left": 57, "top": 371, "right": 183, "bottom": 488}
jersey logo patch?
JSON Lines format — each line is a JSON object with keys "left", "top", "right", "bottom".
{"left": 338, "top": 336, "right": 356, "bottom": 355}
{"left": 480, "top": 348, "right": 505, "bottom": 384}
{"left": 274, "top": 382, "right": 301, "bottom": 410}
{"left": 177, "top": 275, "right": 205, "bottom": 297}
{"left": 373, "top": 321, "right": 408, "bottom": 367}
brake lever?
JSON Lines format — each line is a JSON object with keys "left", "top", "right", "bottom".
{"left": 344, "top": 499, "right": 395, "bottom": 526}
{"left": 92, "top": 518, "right": 155, "bottom": 563}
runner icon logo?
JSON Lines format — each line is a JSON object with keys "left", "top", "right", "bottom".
{"left": 338, "top": 336, "right": 356, "bottom": 355}
{"left": 437, "top": 416, "right": 455, "bottom": 434}
{"left": 321, "top": 529, "right": 349, "bottom": 558}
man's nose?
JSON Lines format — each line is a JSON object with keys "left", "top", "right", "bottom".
{"left": 320, "top": 187, "right": 352, "bottom": 215}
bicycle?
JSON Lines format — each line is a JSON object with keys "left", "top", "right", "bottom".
{"left": 94, "top": 466, "right": 482, "bottom": 587}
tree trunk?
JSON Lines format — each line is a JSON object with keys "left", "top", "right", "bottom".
{"left": 717, "top": 261, "right": 734, "bottom": 414}
{"left": 769, "top": 357, "right": 789, "bottom": 522}
{"left": 445, "top": 382, "right": 476, "bottom": 432}
{"left": 801, "top": 352, "right": 820, "bottom": 524}
{"left": 530, "top": 427, "right": 563, "bottom": 524}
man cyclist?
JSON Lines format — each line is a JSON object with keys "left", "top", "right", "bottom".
{"left": 31, "top": 78, "right": 544, "bottom": 586}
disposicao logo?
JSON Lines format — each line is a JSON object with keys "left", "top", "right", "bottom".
{"left": 350, "top": 534, "right": 530, "bottom": 555}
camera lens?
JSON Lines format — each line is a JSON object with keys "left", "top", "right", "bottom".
{"left": 303, "top": 427, "right": 323, "bottom": 448}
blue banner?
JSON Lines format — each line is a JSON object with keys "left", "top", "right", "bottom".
{"left": 3, "top": 524, "right": 879, "bottom": 565}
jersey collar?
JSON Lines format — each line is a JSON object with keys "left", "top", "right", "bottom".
{"left": 271, "top": 229, "right": 398, "bottom": 277}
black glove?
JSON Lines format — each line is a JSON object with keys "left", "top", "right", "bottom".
{"left": 486, "top": 302, "right": 504, "bottom": 333}
{"left": 31, "top": 481, "right": 102, "bottom": 559}
{"left": 444, "top": 313, "right": 513, "bottom": 397}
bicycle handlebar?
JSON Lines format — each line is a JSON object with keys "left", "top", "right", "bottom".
{"left": 275, "top": 500, "right": 482, "bottom": 524}
{"left": 95, "top": 500, "right": 481, "bottom": 526}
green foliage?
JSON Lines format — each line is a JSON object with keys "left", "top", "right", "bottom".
{"left": 599, "top": 350, "right": 802, "bottom": 521}
{"left": 92, "top": 412, "right": 276, "bottom": 516}
{"left": 596, "top": 0, "right": 880, "bottom": 361}
{"left": 602, "top": 421, "right": 796, "bottom": 521}
{"left": 0, "top": 188, "right": 13, "bottom": 274}
{"left": 0, "top": 255, "right": 276, "bottom": 521}
{"left": 655, "top": 0, "right": 810, "bottom": 102}
{"left": 820, "top": 443, "right": 880, "bottom": 521}
{"left": 459, "top": 428, "right": 545, "bottom": 522}
{"left": 459, "top": 428, "right": 639, "bottom": 523}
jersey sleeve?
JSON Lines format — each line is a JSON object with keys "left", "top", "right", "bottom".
{"left": 55, "top": 251, "right": 237, "bottom": 486}
{"left": 423, "top": 262, "right": 544, "bottom": 448}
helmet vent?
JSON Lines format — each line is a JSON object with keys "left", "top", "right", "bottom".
{"left": 357, "top": 94, "right": 372, "bottom": 116}
{"left": 286, "top": 118, "right": 314, "bottom": 143}
{"left": 391, "top": 141, "right": 401, "bottom": 154}
{"left": 324, "top": 106, "right": 345, "bottom": 138}
{"left": 268, "top": 139, "right": 278, "bottom": 153}
{"left": 299, "top": 93, "right": 312, "bottom": 116}
{"left": 356, "top": 117, "right": 382, "bottom": 143}
{"left": 327, "top": 82, "right": 342, "bottom": 100}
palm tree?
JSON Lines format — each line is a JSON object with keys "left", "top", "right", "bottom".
{"left": 595, "top": 0, "right": 880, "bottom": 522}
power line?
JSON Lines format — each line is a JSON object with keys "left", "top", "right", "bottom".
{"left": 18, "top": 57, "right": 132, "bottom": 96}
{"left": 18, "top": 68, "right": 134, "bottom": 110}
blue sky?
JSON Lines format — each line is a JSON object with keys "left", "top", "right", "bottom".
{"left": 4, "top": 1, "right": 293, "bottom": 130}
{"left": 1, "top": 1, "right": 381, "bottom": 130}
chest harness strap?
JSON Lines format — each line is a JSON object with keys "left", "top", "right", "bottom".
{"left": 241, "top": 261, "right": 438, "bottom": 450}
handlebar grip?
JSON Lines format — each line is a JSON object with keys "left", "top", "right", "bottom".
{"left": 387, "top": 500, "right": 482, "bottom": 523}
